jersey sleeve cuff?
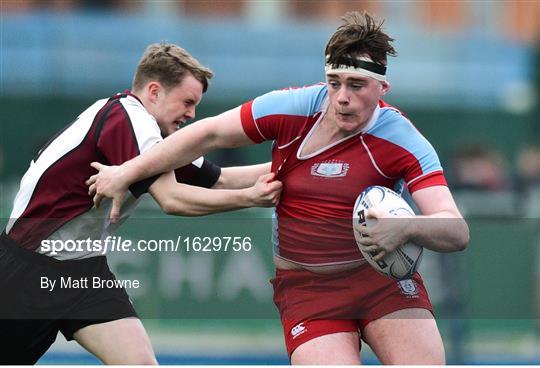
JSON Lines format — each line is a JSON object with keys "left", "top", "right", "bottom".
{"left": 407, "top": 170, "right": 447, "bottom": 193}
{"left": 128, "top": 174, "right": 161, "bottom": 198}
{"left": 240, "top": 101, "right": 265, "bottom": 143}
{"left": 174, "top": 159, "right": 222, "bottom": 188}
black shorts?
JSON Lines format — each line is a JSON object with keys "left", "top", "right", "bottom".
{"left": 0, "top": 232, "right": 137, "bottom": 364}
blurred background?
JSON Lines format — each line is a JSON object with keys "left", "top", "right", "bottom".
{"left": 1, "top": 0, "right": 539, "bottom": 364}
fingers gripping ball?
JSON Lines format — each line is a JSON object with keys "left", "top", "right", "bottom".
{"left": 352, "top": 186, "right": 423, "bottom": 280}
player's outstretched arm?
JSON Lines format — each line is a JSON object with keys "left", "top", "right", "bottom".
{"left": 118, "top": 106, "right": 251, "bottom": 184}
{"left": 91, "top": 106, "right": 253, "bottom": 221}
{"left": 213, "top": 162, "right": 272, "bottom": 189}
{"left": 148, "top": 171, "right": 281, "bottom": 216}
{"left": 357, "top": 186, "right": 469, "bottom": 261}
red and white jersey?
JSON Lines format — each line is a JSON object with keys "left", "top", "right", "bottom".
{"left": 240, "top": 84, "right": 447, "bottom": 266}
{"left": 5, "top": 91, "right": 219, "bottom": 260}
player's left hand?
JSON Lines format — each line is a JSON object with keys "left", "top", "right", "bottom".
{"left": 247, "top": 172, "right": 283, "bottom": 207}
{"left": 354, "top": 208, "right": 413, "bottom": 262}
{"left": 86, "top": 162, "right": 129, "bottom": 223}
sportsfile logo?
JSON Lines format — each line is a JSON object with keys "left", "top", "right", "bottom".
{"left": 291, "top": 322, "right": 307, "bottom": 339}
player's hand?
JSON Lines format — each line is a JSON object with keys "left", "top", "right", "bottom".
{"left": 247, "top": 172, "right": 282, "bottom": 207}
{"left": 86, "top": 162, "right": 128, "bottom": 223}
{"left": 354, "top": 208, "right": 413, "bottom": 262}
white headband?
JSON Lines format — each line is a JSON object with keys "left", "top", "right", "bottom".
{"left": 325, "top": 56, "right": 387, "bottom": 82}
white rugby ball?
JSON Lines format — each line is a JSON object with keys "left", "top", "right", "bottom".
{"left": 352, "top": 186, "right": 423, "bottom": 280}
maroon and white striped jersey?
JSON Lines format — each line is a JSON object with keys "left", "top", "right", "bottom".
{"left": 5, "top": 91, "right": 217, "bottom": 260}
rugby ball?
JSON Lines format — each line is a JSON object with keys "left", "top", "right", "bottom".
{"left": 352, "top": 186, "right": 423, "bottom": 280}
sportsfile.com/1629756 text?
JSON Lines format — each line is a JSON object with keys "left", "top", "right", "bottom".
{"left": 39, "top": 235, "right": 253, "bottom": 255}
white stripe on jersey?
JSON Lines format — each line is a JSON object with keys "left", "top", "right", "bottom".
{"left": 120, "top": 95, "right": 162, "bottom": 154}
{"left": 360, "top": 135, "right": 398, "bottom": 180}
{"left": 7, "top": 93, "right": 164, "bottom": 259}
{"left": 191, "top": 157, "right": 204, "bottom": 168}
{"left": 6, "top": 99, "right": 108, "bottom": 233}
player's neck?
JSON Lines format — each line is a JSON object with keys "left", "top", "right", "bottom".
{"left": 322, "top": 110, "right": 365, "bottom": 139}
{"left": 299, "top": 114, "right": 360, "bottom": 157}
{"left": 131, "top": 89, "right": 151, "bottom": 113}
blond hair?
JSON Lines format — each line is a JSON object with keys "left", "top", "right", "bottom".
{"left": 132, "top": 43, "right": 213, "bottom": 92}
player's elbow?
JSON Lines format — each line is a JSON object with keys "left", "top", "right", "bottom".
{"left": 457, "top": 231, "right": 470, "bottom": 252}
{"left": 452, "top": 219, "right": 470, "bottom": 251}
{"left": 160, "top": 198, "right": 205, "bottom": 216}
{"left": 158, "top": 197, "right": 186, "bottom": 216}
{"left": 158, "top": 198, "right": 178, "bottom": 215}
{"left": 211, "top": 172, "right": 228, "bottom": 189}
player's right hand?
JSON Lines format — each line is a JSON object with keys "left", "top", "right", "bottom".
{"left": 355, "top": 208, "right": 413, "bottom": 262}
{"left": 86, "top": 162, "right": 129, "bottom": 223}
{"left": 248, "top": 172, "right": 282, "bottom": 207}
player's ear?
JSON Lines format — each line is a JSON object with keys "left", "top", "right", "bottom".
{"left": 147, "top": 82, "right": 161, "bottom": 104}
{"left": 380, "top": 81, "right": 391, "bottom": 96}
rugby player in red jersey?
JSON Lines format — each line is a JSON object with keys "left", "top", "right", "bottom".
{"left": 90, "top": 13, "right": 469, "bottom": 364}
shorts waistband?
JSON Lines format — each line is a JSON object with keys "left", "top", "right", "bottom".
{"left": 0, "top": 231, "right": 105, "bottom": 268}
{"left": 275, "top": 264, "right": 368, "bottom": 279}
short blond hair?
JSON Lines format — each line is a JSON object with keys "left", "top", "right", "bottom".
{"left": 132, "top": 43, "right": 214, "bottom": 92}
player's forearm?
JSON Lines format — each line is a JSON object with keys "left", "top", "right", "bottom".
{"left": 124, "top": 108, "right": 252, "bottom": 186}
{"left": 160, "top": 185, "right": 257, "bottom": 216}
{"left": 214, "top": 163, "right": 272, "bottom": 189}
{"left": 406, "top": 212, "right": 469, "bottom": 252}
{"left": 125, "top": 120, "right": 220, "bottom": 184}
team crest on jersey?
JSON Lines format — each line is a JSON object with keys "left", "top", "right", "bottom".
{"left": 311, "top": 160, "right": 349, "bottom": 178}
{"left": 397, "top": 279, "right": 419, "bottom": 297}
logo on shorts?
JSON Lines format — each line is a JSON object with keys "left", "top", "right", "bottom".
{"left": 311, "top": 160, "right": 349, "bottom": 178}
{"left": 397, "top": 279, "right": 419, "bottom": 297}
{"left": 291, "top": 322, "right": 307, "bottom": 339}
